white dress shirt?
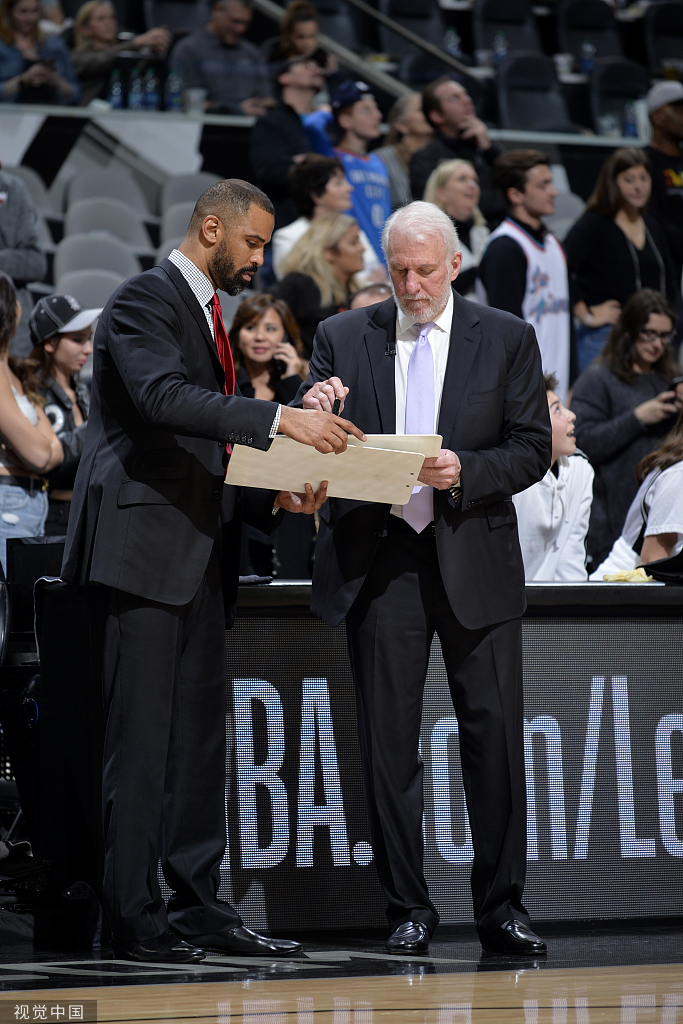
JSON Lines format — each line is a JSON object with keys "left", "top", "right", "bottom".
{"left": 390, "top": 290, "right": 454, "bottom": 517}
{"left": 168, "top": 249, "right": 280, "bottom": 436}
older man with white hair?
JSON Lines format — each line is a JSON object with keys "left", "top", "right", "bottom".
{"left": 298, "top": 201, "right": 551, "bottom": 956}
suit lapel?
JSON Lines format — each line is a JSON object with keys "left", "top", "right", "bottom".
{"left": 363, "top": 298, "right": 397, "bottom": 434}
{"left": 437, "top": 290, "right": 481, "bottom": 442}
{"left": 160, "top": 259, "right": 225, "bottom": 387}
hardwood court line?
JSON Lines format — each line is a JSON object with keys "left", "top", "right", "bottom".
{"left": 2, "top": 962, "right": 681, "bottom": 1022}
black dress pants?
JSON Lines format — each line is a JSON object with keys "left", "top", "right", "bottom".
{"left": 101, "top": 544, "right": 241, "bottom": 942}
{"left": 346, "top": 519, "right": 529, "bottom": 938}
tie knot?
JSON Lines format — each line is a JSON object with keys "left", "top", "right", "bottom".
{"left": 209, "top": 292, "right": 220, "bottom": 309}
{"left": 416, "top": 321, "right": 434, "bottom": 342}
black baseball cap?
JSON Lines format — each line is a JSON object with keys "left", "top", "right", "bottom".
{"left": 29, "top": 294, "right": 102, "bottom": 346}
{"left": 331, "top": 79, "right": 372, "bottom": 112}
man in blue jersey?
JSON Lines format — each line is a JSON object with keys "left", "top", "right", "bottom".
{"left": 304, "top": 80, "right": 391, "bottom": 265}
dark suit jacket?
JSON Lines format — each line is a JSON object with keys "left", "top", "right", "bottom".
{"left": 62, "top": 259, "right": 280, "bottom": 615}
{"left": 296, "top": 290, "right": 552, "bottom": 631}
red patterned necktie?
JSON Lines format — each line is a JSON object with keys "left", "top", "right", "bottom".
{"left": 209, "top": 292, "right": 235, "bottom": 396}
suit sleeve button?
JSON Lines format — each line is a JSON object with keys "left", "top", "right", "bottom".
{"left": 248, "top": 437, "right": 253, "bottom": 444}
{"left": 213, "top": 490, "right": 221, "bottom": 500}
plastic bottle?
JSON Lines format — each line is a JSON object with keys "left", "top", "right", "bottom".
{"left": 492, "top": 32, "right": 509, "bottom": 65}
{"left": 443, "top": 27, "right": 462, "bottom": 59}
{"left": 623, "top": 100, "right": 638, "bottom": 138}
{"left": 579, "top": 40, "right": 596, "bottom": 74}
{"left": 108, "top": 68, "right": 123, "bottom": 110}
{"left": 143, "top": 66, "right": 159, "bottom": 111}
{"left": 165, "top": 69, "right": 182, "bottom": 111}
{"left": 128, "top": 65, "right": 144, "bottom": 111}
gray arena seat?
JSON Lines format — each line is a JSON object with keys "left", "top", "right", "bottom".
{"left": 65, "top": 168, "right": 153, "bottom": 218}
{"left": 54, "top": 234, "right": 142, "bottom": 284}
{"left": 497, "top": 53, "right": 581, "bottom": 132}
{"left": 161, "top": 202, "right": 195, "bottom": 242}
{"left": 160, "top": 173, "right": 222, "bottom": 214}
{"left": 64, "top": 198, "right": 155, "bottom": 256}
{"left": 55, "top": 269, "right": 125, "bottom": 308}
{"left": 473, "top": 0, "right": 542, "bottom": 55}
{"left": 155, "top": 236, "right": 184, "bottom": 264}
{"left": 377, "top": 0, "right": 445, "bottom": 59}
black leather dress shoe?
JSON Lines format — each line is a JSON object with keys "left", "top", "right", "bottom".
{"left": 386, "top": 921, "right": 430, "bottom": 954}
{"left": 479, "top": 920, "right": 547, "bottom": 956}
{"left": 115, "top": 931, "right": 206, "bottom": 963}
{"left": 190, "top": 926, "right": 302, "bottom": 956}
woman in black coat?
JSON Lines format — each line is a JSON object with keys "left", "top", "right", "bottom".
{"left": 563, "top": 148, "right": 679, "bottom": 375}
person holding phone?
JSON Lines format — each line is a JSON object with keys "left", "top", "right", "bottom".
{"left": 0, "top": 0, "right": 79, "bottom": 104}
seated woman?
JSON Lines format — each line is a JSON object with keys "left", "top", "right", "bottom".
{"left": 229, "top": 293, "right": 312, "bottom": 579}
{"left": 0, "top": 0, "right": 79, "bottom": 104}
{"left": 571, "top": 288, "right": 683, "bottom": 569}
{"left": 0, "top": 272, "right": 63, "bottom": 571}
{"left": 271, "top": 213, "right": 363, "bottom": 357}
{"left": 272, "top": 154, "right": 384, "bottom": 285}
{"left": 590, "top": 405, "right": 683, "bottom": 579}
{"left": 260, "top": 0, "right": 338, "bottom": 80}
{"left": 563, "top": 147, "right": 679, "bottom": 374}
{"left": 28, "top": 293, "right": 100, "bottom": 536}
{"left": 423, "top": 158, "right": 489, "bottom": 300}
{"left": 71, "top": 0, "right": 170, "bottom": 106}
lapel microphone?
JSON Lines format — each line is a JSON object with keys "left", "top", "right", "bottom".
{"left": 385, "top": 340, "right": 396, "bottom": 357}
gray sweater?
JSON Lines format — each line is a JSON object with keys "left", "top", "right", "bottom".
{"left": 0, "top": 170, "right": 46, "bottom": 356}
{"left": 571, "top": 361, "right": 676, "bottom": 566}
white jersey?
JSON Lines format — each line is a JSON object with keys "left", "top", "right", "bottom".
{"left": 484, "top": 218, "right": 571, "bottom": 400}
{"left": 513, "top": 452, "right": 594, "bottom": 581}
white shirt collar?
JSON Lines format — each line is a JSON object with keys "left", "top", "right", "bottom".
{"left": 396, "top": 288, "right": 454, "bottom": 341}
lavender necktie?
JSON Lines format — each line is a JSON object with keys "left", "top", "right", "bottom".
{"left": 402, "top": 321, "right": 435, "bottom": 533}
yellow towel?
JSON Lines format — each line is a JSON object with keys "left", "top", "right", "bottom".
{"left": 602, "top": 568, "right": 653, "bottom": 582}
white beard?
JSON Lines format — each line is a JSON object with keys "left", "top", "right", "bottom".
{"left": 390, "top": 276, "right": 453, "bottom": 323}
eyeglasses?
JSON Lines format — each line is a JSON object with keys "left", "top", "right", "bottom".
{"left": 639, "top": 328, "right": 675, "bottom": 344}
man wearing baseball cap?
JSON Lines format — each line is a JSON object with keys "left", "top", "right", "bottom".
{"left": 645, "top": 80, "right": 683, "bottom": 284}
{"left": 28, "top": 294, "right": 101, "bottom": 536}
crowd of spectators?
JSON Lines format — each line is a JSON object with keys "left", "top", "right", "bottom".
{"left": 0, "top": 0, "right": 682, "bottom": 582}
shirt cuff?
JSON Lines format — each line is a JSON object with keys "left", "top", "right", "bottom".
{"left": 269, "top": 405, "right": 281, "bottom": 439}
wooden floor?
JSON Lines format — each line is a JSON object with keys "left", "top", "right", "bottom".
{"left": 6, "top": 963, "right": 682, "bottom": 1023}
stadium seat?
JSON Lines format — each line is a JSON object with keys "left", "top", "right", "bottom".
{"left": 65, "top": 168, "right": 153, "bottom": 218}
{"left": 160, "top": 173, "right": 222, "bottom": 214}
{"left": 543, "top": 191, "right": 586, "bottom": 241}
{"left": 64, "top": 198, "right": 155, "bottom": 255}
{"left": 497, "top": 53, "right": 580, "bottom": 132}
{"left": 473, "top": 0, "right": 542, "bottom": 56}
{"left": 161, "top": 202, "right": 195, "bottom": 242}
{"left": 4, "top": 165, "right": 62, "bottom": 231}
{"left": 56, "top": 269, "right": 125, "bottom": 308}
{"left": 155, "top": 236, "right": 184, "bottom": 264}
{"left": 557, "top": 0, "right": 623, "bottom": 66}
{"left": 644, "top": 1, "right": 683, "bottom": 75}
{"left": 589, "top": 57, "right": 650, "bottom": 136}
{"left": 143, "top": 0, "right": 211, "bottom": 32}
{"left": 398, "top": 49, "right": 462, "bottom": 87}
{"left": 54, "top": 234, "right": 142, "bottom": 284}
{"left": 309, "top": 0, "right": 361, "bottom": 52}
{"left": 377, "top": 0, "right": 445, "bottom": 59}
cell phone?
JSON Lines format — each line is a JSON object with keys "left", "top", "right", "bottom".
{"left": 671, "top": 375, "right": 683, "bottom": 387}
{"left": 273, "top": 358, "right": 287, "bottom": 378}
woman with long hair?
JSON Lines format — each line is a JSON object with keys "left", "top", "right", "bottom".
{"left": 590, "top": 404, "right": 683, "bottom": 578}
{"left": 423, "top": 158, "right": 489, "bottom": 299}
{"left": 571, "top": 288, "right": 683, "bottom": 568}
{"left": 271, "top": 213, "right": 363, "bottom": 355}
{"left": 261, "top": 0, "right": 338, "bottom": 77}
{"left": 374, "top": 93, "right": 434, "bottom": 209}
{"left": 71, "top": 0, "right": 169, "bottom": 106}
{"left": 0, "top": 0, "right": 78, "bottom": 103}
{"left": 0, "top": 272, "right": 63, "bottom": 570}
{"left": 563, "top": 147, "right": 679, "bottom": 373}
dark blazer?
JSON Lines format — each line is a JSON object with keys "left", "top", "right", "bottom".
{"left": 296, "top": 290, "right": 551, "bottom": 630}
{"left": 62, "top": 259, "right": 280, "bottom": 613}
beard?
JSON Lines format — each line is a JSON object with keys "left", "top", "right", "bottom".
{"left": 390, "top": 275, "right": 453, "bottom": 323}
{"left": 208, "top": 236, "right": 257, "bottom": 296}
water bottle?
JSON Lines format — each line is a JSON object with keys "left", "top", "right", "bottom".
{"left": 165, "top": 69, "right": 182, "bottom": 111}
{"left": 443, "top": 27, "right": 462, "bottom": 59}
{"left": 579, "top": 40, "right": 596, "bottom": 74}
{"left": 623, "top": 100, "right": 638, "bottom": 138}
{"left": 128, "top": 65, "right": 144, "bottom": 111}
{"left": 492, "top": 32, "right": 509, "bottom": 66}
{"left": 108, "top": 68, "right": 123, "bottom": 110}
{"left": 143, "top": 66, "right": 159, "bottom": 111}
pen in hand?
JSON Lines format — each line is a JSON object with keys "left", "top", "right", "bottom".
{"left": 332, "top": 398, "right": 341, "bottom": 417}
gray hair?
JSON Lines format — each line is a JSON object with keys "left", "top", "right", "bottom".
{"left": 381, "top": 201, "right": 460, "bottom": 262}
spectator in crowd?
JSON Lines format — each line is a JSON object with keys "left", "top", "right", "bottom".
{"left": 250, "top": 49, "right": 325, "bottom": 229}
{"left": 0, "top": 0, "right": 79, "bottom": 104}
{"left": 229, "top": 292, "right": 312, "bottom": 579}
{"left": 478, "top": 150, "right": 571, "bottom": 399}
{"left": 271, "top": 213, "right": 362, "bottom": 355}
{"left": 513, "top": 372, "right": 594, "bottom": 581}
{"left": 424, "top": 158, "right": 489, "bottom": 301}
{"left": 409, "top": 76, "right": 503, "bottom": 225}
{"left": 71, "top": 0, "right": 170, "bottom": 106}
{"left": 571, "top": 288, "right": 683, "bottom": 568}
{"left": 272, "top": 154, "right": 384, "bottom": 285}
{"left": 350, "top": 281, "right": 392, "bottom": 309}
{"left": 260, "top": 0, "right": 339, "bottom": 81}
{"left": 304, "top": 80, "right": 392, "bottom": 267}
{"left": 40, "top": 0, "right": 64, "bottom": 24}
{"left": 28, "top": 293, "right": 99, "bottom": 536}
{"left": 590, "top": 404, "right": 683, "bottom": 579}
{"left": 644, "top": 80, "right": 683, "bottom": 288}
{"left": 374, "top": 93, "right": 434, "bottom": 209}
{"left": 563, "top": 148, "right": 679, "bottom": 375}
{"left": 170, "top": 0, "right": 273, "bottom": 116}
{"left": 0, "top": 160, "right": 47, "bottom": 357}
{"left": 0, "top": 272, "right": 63, "bottom": 570}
